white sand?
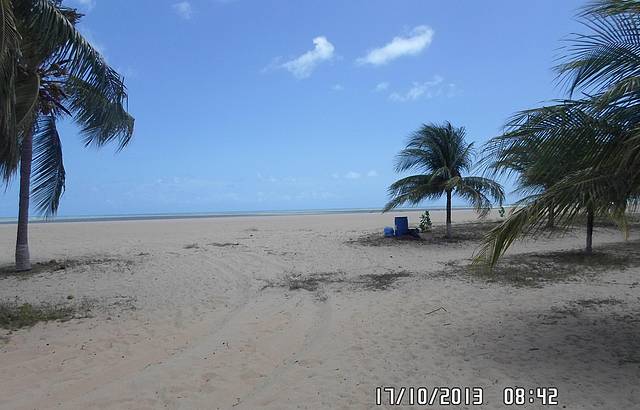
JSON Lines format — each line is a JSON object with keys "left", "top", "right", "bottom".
{"left": 0, "top": 210, "right": 638, "bottom": 409}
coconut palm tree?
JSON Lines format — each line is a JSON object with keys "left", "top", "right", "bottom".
{"left": 476, "top": 104, "right": 630, "bottom": 265}
{"left": 475, "top": 0, "right": 640, "bottom": 267}
{"left": 1, "top": 0, "right": 134, "bottom": 271}
{"left": 383, "top": 122, "right": 504, "bottom": 239}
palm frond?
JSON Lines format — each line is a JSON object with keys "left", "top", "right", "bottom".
{"left": 558, "top": 7, "right": 640, "bottom": 97}
{"left": 31, "top": 114, "right": 65, "bottom": 217}
{"left": 395, "top": 148, "right": 430, "bottom": 173}
{"left": 453, "top": 177, "right": 504, "bottom": 217}
{"left": 582, "top": 0, "right": 640, "bottom": 17}
{"left": 460, "top": 176, "right": 505, "bottom": 205}
{"left": 0, "top": 0, "right": 19, "bottom": 180}
{"left": 383, "top": 174, "right": 445, "bottom": 212}
{"left": 65, "top": 75, "right": 134, "bottom": 149}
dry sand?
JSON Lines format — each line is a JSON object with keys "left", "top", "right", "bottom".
{"left": 0, "top": 209, "right": 638, "bottom": 409}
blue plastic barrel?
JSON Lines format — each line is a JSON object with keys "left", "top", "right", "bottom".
{"left": 383, "top": 227, "right": 395, "bottom": 237}
{"left": 394, "top": 217, "right": 409, "bottom": 237}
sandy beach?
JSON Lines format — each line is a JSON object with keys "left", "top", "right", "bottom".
{"left": 0, "top": 209, "right": 639, "bottom": 409}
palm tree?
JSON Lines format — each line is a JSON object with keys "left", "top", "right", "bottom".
{"left": 383, "top": 122, "right": 504, "bottom": 239}
{"left": 477, "top": 104, "right": 629, "bottom": 265}
{"left": 1, "top": 0, "right": 134, "bottom": 271}
{"left": 475, "top": 0, "right": 640, "bottom": 267}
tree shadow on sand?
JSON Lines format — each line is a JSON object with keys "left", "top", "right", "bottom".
{"left": 443, "top": 299, "right": 640, "bottom": 407}
{"left": 445, "top": 239, "right": 640, "bottom": 287}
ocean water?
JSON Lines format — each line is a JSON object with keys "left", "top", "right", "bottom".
{"left": 0, "top": 206, "right": 485, "bottom": 225}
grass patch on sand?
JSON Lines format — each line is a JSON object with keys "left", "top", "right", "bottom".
{"left": 0, "top": 301, "right": 90, "bottom": 330}
{"left": 571, "top": 298, "right": 625, "bottom": 309}
{"left": 448, "top": 240, "right": 640, "bottom": 287}
{"left": 286, "top": 271, "right": 346, "bottom": 292}
{"left": 266, "top": 270, "right": 414, "bottom": 293}
{"left": 352, "top": 271, "right": 413, "bottom": 290}
{"left": 207, "top": 242, "right": 240, "bottom": 247}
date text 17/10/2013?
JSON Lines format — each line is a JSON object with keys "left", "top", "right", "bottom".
{"left": 375, "top": 386, "right": 484, "bottom": 406}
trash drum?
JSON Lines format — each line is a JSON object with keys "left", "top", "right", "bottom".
{"left": 394, "top": 217, "right": 409, "bottom": 237}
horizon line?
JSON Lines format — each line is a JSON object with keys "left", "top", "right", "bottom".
{"left": 0, "top": 205, "right": 511, "bottom": 225}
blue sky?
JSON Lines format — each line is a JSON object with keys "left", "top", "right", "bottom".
{"left": 1, "top": 0, "right": 586, "bottom": 216}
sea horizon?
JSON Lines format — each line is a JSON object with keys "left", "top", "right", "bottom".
{"left": 0, "top": 205, "right": 496, "bottom": 225}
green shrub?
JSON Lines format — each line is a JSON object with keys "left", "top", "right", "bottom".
{"left": 419, "top": 211, "right": 433, "bottom": 232}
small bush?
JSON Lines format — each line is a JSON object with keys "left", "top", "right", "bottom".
{"left": 419, "top": 210, "right": 433, "bottom": 232}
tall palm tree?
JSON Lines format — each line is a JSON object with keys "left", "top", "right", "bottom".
{"left": 1, "top": 0, "right": 134, "bottom": 271}
{"left": 383, "top": 122, "right": 504, "bottom": 239}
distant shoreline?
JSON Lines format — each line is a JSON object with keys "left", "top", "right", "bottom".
{"left": 0, "top": 206, "right": 498, "bottom": 225}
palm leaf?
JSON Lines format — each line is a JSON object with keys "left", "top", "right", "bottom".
{"left": 65, "top": 75, "right": 134, "bottom": 149}
{"left": 31, "top": 114, "right": 65, "bottom": 217}
{"left": 0, "top": 0, "right": 19, "bottom": 180}
{"left": 582, "top": 0, "right": 640, "bottom": 17}
{"left": 383, "top": 174, "right": 445, "bottom": 212}
{"left": 558, "top": 5, "right": 640, "bottom": 98}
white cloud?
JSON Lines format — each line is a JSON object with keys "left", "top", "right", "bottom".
{"left": 332, "top": 84, "right": 344, "bottom": 91}
{"left": 389, "top": 76, "right": 449, "bottom": 102}
{"left": 332, "top": 170, "right": 376, "bottom": 179}
{"left": 374, "top": 82, "right": 389, "bottom": 92}
{"left": 358, "top": 26, "right": 434, "bottom": 66}
{"left": 172, "top": 2, "right": 193, "bottom": 20}
{"left": 257, "top": 173, "right": 278, "bottom": 183}
{"left": 280, "top": 36, "right": 335, "bottom": 79}
{"left": 257, "top": 173, "right": 301, "bottom": 184}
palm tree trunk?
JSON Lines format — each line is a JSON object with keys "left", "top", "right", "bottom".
{"left": 586, "top": 206, "right": 594, "bottom": 254}
{"left": 446, "top": 190, "right": 452, "bottom": 239}
{"left": 15, "top": 129, "right": 33, "bottom": 272}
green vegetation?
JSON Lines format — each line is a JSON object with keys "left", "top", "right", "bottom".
{"left": 0, "top": 301, "right": 78, "bottom": 330}
{"left": 383, "top": 122, "right": 504, "bottom": 239}
{"left": 419, "top": 210, "right": 432, "bottom": 232}
{"left": 0, "top": 0, "right": 134, "bottom": 271}
{"left": 476, "top": 0, "right": 640, "bottom": 267}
